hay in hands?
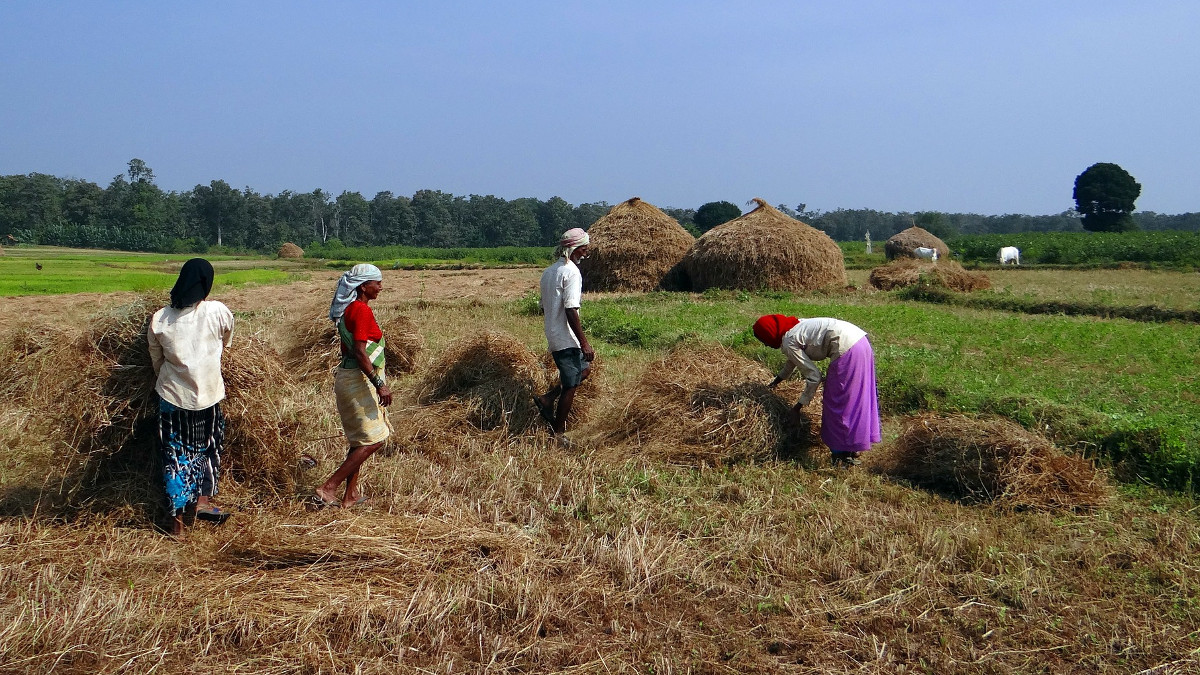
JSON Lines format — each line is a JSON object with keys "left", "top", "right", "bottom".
{"left": 577, "top": 197, "right": 695, "bottom": 292}
{"left": 879, "top": 414, "right": 1112, "bottom": 511}
{"left": 602, "top": 343, "right": 820, "bottom": 465}
{"left": 868, "top": 258, "right": 992, "bottom": 292}
{"left": 884, "top": 226, "right": 949, "bottom": 261}
{"left": 381, "top": 314, "right": 424, "bottom": 377}
{"left": 683, "top": 198, "right": 845, "bottom": 292}
{"left": 278, "top": 242, "right": 304, "bottom": 258}
{"left": 416, "top": 331, "right": 546, "bottom": 433}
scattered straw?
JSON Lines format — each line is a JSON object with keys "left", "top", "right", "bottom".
{"left": 684, "top": 198, "right": 846, "bottom": 292}
{"left": 877, "top": 413, "right": 1112, "bottom": 510}
{"left": 578, "top": 197, "right": 695, "bottom": 292}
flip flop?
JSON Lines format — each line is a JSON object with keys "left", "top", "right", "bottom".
{"left": 533, "top": 397, "right": 555, "bottom": 426}
{"left": 195, "top": 506, "right": 231, "bottom": 524}
{"left": 348, "top": 496, "right": 371, "bottom": 508}
{"left": 312, "top": 493, "right": 341, "bottom": 509}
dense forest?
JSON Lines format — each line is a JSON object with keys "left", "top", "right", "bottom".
{"left": 2, "top": 160, "right": 1197, "bottom": 254}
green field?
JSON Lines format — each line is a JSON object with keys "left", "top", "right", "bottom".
{"left": 0, "top": 247, "right": 306, "bottom": 296}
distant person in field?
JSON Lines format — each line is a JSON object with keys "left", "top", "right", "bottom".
{"left": 534, "top": 228, "right": 594, "bottom": 445}
{"left": 147, "top": 258, "right": 234, "bottom": 536}
{"left": 316, "top": 264, "right": 393, "bottom": 508}
{"left": 753, "top": 315, "right": 881, "bottom": 466}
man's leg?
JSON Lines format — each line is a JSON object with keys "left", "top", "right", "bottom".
{"left": 553, "top": 385, "right": 578, "bottom": 435}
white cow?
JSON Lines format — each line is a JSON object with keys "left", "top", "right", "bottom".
{"left": 913, "top": 246, "right": 939, "bottom": 262}
{"left": 998, "top": 246, "right": 1020, "bottom": 265}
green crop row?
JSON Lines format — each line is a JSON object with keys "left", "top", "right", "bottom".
{"left": 949, "top": 231, "right": 1200, "bottom": 266}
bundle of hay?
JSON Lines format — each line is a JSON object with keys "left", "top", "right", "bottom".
{"left": 283, "top": 316, "right": 339, "bottom": 382}
{"left": 415, "top": 331, "right": 546, "bottom": 432}
{"left": 381, "top": 314, "right": 424, "bottom": 376}
{"left": 879, "top": 414, "right": 1111, "bottom": 510}
{"left": 603, "top": 343, "right": 819, "bottom": 464}
{"left": 278, "top": 242, "right": 304, "bottom": 259}
{"left": 577, "top": 197, "right": 695, "bottom": 292}
{"left": 884, "top": 226, "right": 949, "bottom": 260}
{"left": 868, "top": 258, "right": 991, "bottom": 292}
{"left": 683, "top": 198, "right": 845, "bottom": 292}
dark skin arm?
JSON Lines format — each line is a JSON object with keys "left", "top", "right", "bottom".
{"left": 565, "top": 308, "right": 594, "bottom": 361}
{"left": 349, "top": 339, "right": 392, "bottom": 406}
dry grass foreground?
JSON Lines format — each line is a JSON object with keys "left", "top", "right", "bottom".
{"left": 1, "top": 272, "right": 1199, "bottom": 673}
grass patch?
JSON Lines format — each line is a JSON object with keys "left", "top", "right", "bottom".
{"left": 308, "top": 244, "right": 554, "bottom": 268}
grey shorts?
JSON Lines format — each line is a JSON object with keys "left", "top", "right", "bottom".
{"left": 551, "top": 347, "right": 589, "bottom": 389}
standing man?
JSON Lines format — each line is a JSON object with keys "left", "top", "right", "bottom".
{"left": 534, "top": 227, "right": 594, "bottom": 445}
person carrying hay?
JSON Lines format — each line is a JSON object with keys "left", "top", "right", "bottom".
{"left": 753, "top": 315, "right": 882, "bottom": 466}
{"left": 316, "top": 264, "right": 394, "bottom": 508}
{"left": 534, "top": 228, "right": 594, "bottom": 445}
{"left": 147, "top": 258, "right": 235, "bottom": 536}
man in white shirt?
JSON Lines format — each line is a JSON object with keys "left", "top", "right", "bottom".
{"left": 534, "top": 228, "right": 594, "bottom": 443}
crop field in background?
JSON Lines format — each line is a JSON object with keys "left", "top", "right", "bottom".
{"left": 1, "top": 250, "right": 1199, "bottom": 672}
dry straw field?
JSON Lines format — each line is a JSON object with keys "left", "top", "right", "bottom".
{"left": 2, "top": 267, "right": 1199, "bottom": 674}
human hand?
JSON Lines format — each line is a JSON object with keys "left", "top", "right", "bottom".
{"left": 377, "top": 384, "right": 393, "bottom": 407}
{"left": 582, "top": 343, "right": 595, "bottom": 362}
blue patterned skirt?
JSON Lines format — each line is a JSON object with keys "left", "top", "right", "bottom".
{"left": 158, "top": 397, "right": 224, "bottom": 515}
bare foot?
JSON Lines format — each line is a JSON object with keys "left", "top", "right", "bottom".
{"left": 314, "top": 486, "right": 341, "bottom": 507}
{"left": 169, "top": 515, "right": 184, "bottom": 538}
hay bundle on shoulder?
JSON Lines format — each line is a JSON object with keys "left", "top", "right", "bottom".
{"left": 577, "top": 197, "right": 695, "bottom": 292}
{"left": 603, "top": 343, "right": 820, "bottom": 465}
{"left": 884, "top": 226, "right": 949, "bottom": 260}
{"left": 869, "top": 258, "right": 992, "bottom": 292}
{"left": 278, "top": 242, "right": 304, "bottom": 258}
{"left": 416, "top": 331, "right": 546, "bottom": 432}
{"left": 878, "top": 414, "right": 1111, "bottom": 510}
{"left": 684, "top": 198, "right": 845, "bottom": 292}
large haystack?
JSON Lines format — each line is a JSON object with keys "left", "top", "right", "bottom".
{"left": 878, "top": 414, "right": 1111, "bottom": 510}
{"left": 577, "top": 197, "right": 695, "bottom": 292}
{"left": 278, "top": 242, "right": 304, "bottom": 258}
{"left": 884, "top": 227, "right": 949, "bottom": 261}
{"left": 869, "top": 258, "right": 992, "bottom": 292}
{"left": 415, "top": 331, "right": 546, "bottom": 432}
{"left": 683, "top": 198, "right": 845, "bottom": 292}
{"left": 602, "top": 343, "right": 820, "bottom": 465}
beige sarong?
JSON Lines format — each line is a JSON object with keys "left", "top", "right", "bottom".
{"left": 334, "top": 367, "right": 391, "bottom": 446}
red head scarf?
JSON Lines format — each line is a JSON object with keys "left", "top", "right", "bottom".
{"left": 752, "top": 314, "right": 800, "bottom": 349}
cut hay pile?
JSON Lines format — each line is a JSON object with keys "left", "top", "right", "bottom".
{"left": 602, "top": 343, "right": 819, "bottom": 464}
{"left": 869, "top": 258, "right": 992, "bottom": 292}
{"left": 381, "top": 314, "right": 424, "bottom": 376}
{"left": 284, "top": 316, "right": 339, "bottom": 382}
{"left": 683, "top": 198, "right": 845, "bottom": 292}
{"left": 278, "top": 242, "right": 304, "bottom": 258}
{"left": 577, "top": 197, "right": 695, "bottom": 292}
{"left": 415, "top": 331, "right": 546, "bottom": 433}
{"left": 884, "top": 226, "right": 949, "bottom": 260}
{"left": 879, "top": 414, "right": 1112, "bottom": 510}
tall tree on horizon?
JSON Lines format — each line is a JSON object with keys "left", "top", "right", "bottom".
{"left": 1073, "top": 162, "right": 1141, "bottom": 232}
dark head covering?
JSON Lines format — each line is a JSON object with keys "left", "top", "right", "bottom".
{"left": 752, "top": 314, "right": 801, "bottom": 349}
{"left": 170, "top": 258, "right": 215, "bottom": 309}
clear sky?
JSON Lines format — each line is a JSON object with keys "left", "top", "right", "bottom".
{"left": 2, "top": 1, "right": 1197, "bottom": 215}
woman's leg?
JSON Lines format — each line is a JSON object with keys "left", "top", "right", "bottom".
{"left": 316, "top": 440, "right": 384, "bottom": 506}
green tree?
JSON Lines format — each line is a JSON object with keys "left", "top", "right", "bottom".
{"left": 694, "top": 201, "right": 741, "bottom": 232}
{"left": 192, "top": 180, "right": 244, "bottom": 247}
{"left": 1073, "top": 162, "right": 1141, "bottom": 232}
{"left": 914, "top": 211, "right": 957, "bottom": 239}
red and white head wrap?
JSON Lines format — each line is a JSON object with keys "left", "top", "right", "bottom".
{"left": 554, "top": 227, "right": 590, "bottom": 260}
{"left": 752, "top": 314, "right": 801, "bottom": 349}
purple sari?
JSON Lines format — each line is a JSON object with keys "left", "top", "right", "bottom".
{"left": 820, "top": 336, "right": 881, "bottom": 453}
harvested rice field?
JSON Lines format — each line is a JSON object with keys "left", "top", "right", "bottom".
{"left": 2, "top": 263, "right": 1200, "bottom": 674}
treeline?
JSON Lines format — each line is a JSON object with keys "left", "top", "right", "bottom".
{"left": 2, "top": 160, "right": 1198, "bottom": 254}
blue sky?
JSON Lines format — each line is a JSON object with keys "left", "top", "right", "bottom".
{"left": 2, "top": 1, "right": 1197, "bottom": 214}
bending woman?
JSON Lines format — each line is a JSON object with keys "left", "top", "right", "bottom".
{"left": 316, "top": 264, "right": 393, "bottom": 508}
{"left": 753, "top": 315, "right": 882, "bottom": 466}
{"left": 147, "top": 258, "right": 235, "bottom": 536}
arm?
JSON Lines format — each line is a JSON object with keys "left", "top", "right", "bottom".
{"left": 147, "top": 323, "right": 164, "bottom": 376}
{"left": 351, "top": 339, "right": 392, "bottom": 406}
{"left": 782, "top": 341, "right": 822, "bottom": 407}
{"left": 565, "top": 307, "right": 593, "bottom": 361}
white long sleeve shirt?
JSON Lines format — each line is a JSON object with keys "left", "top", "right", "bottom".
{"left": 147, "top": 300, "right": 235, "bottom": 410}
{"left": 776, "top": 318, "right": 867, "bottom": 405}
{"left": 539, "top": 257, "right": 583, "bottom": 352}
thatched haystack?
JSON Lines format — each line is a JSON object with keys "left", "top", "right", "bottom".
{"left": 602, "top": 343, "right": 819, "bottom": 465}
{"left": 878, "top": 414, "right": 1111, "bottom": 510}
{"left": 278, "top": 242, "right": 304, "bottom": 258}
{"left": 577, "top": 197, "right": 695, "bottom": 292}
{"left": 416, "top": 331, "right": 546, "bottom": 432}
{"left": 884, "top": 226, "right": 949, "bottom": 261}
{"left": 381, "top": 314, "right": 423, "bottom": 376}
{"left": 869, "top": 258, "right": 992, "bottom": 292}
{"left": 683, "top": 198, "right": 845, "bottom": 292}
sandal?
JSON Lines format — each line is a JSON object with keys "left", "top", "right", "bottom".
{"left": 533, "top": 397, "right": 555, "bottom": 426}
{"left": 313, "top": 492, "right": 341, "bottom": 509}
{"left": 195, "top": 505, "right": 232, "bottom": 524}
{"left": 348, "top": 496, "right": 371, "bottom": 508}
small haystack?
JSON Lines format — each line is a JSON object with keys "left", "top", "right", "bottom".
{"left": 683, "top": 198, "right": 845, "bottom": 292}
{"left": 577, "top": 197, "right": 695, "bottom": 292}
{"left": 416, "top": 331, "right": 546, "bottom": 432}
{"left": 879, "top": 414, "right": 1111, "bottom": 510}
{"left": 381, "top": 314, "right": 424, "bottom": 377}
{"left": 603, "top": 343, "right": 819, "bottom": 464}
{"left": 278, "top": 242, "right": 304, "bottom": 259}
{"left": 884, "top": 226, "right": 949, "bottom": 261}
{"left": 284, "top": 316, "right": 339, "bottom": 382}
{"left": 869, "top": 258, "right": 992, "bottom": 292}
